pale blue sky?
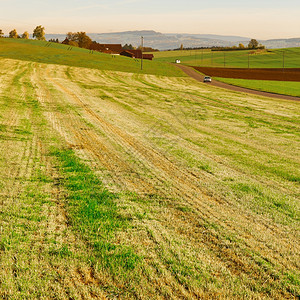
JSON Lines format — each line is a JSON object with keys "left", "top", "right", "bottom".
{"left": 0, "top": 0, "right": 299, "bottom": 38}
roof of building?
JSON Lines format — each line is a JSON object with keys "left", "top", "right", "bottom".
{"left": 123, "top": 49, "right": 143, "bottom": 59}
{"left": 120, "top": 50, "right": 135, "bottom": 57}
{"left": 89, "top": 43, "right": 123, "bottom": 54}
{"left": 143, "top": 54, "right": 154, "bottom": 59}
{"left": 62, "top": 38, "right": 69, "bottom": 45}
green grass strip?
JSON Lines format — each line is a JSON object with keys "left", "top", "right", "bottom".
{"left": 51, "top": 148, "right": 141, "bottom": 275}
{"left": 215, "top": 77, "right": 300, "bottom": 97}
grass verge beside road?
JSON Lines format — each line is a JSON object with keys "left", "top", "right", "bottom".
{"left": 215, "top": 77, "right": 300, "bottom": 97}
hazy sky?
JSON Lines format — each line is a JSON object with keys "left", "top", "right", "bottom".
{"left": 0, "top": 0, "right": 299, "bottom": 38}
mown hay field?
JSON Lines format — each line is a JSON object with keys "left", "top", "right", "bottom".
{"left": 0, "top": 57, "right": 299, "bottom": 299}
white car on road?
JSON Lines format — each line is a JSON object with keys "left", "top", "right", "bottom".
{"left": 203, "top": 76, "right": 212, "bottom": 83}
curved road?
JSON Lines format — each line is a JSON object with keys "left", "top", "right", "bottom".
{"left": 176, "top": 64, "right": 300, "bottom": 102}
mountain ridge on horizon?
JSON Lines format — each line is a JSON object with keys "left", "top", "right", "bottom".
{"left": 44, "top": 30, "right": 300, "bottom": 50}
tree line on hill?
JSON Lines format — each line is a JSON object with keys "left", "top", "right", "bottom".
{"left": 175, "top": 39, "right": 265, "bottom": 52}
{"left": 0, "top": 26, "right": 45, "bottom": 40}
{"left": 0, "top": 27, "right": 159, "bottom": 52}
{"left": 62, "top": 32, "right": 158, "bottom": 51}
{"left": 211, "top": 39, "right": 265, "bottom": 51}
{"left": 0, "top": 27, "right": 264, "bottom": 53}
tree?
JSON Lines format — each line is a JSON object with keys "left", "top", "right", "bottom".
{"left": 123, "top": 43, "right": 134, "bottom": 50}
{"left": 9, "top": 29, "right": 18, "bottom": 38}
{"left": 66, "top": 32, "right": 76, "bottom": 41}
{"left": 69, "top": 40, "right": 79, "bottom": 47}
{"left": 66, "top": 32, "right": 92, "bottom": 49}
{"left": 33, "top": 25, "right": 45, "bottom": 40}
{"left": 0, "top": 30, "right": 4, "bottom": 38}
{"left": 248, "top": 39, "right": 259, "bottom": 49}
{"left": 49, "top": 38, "right": 59, "bottom": 43}
{"left": 239, "top": 43, "right": 245, "bottom": 49}
{"left": 22, "top": 31, "right": 29, "bottom": 39}
{"left": 76, "top": 32, "right": 92, "bottom": 48}
{"left": 180, "top": 44, "right": 184, "bottom": 51}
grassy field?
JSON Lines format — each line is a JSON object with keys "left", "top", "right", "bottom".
{"left": 215, "top": 77, "right": 300, "bottom": 97}
{"left": 150, "top": 47, "right": 300, "bottom": 68}
{"left": 0, "top": 41, "right": 299, "bottom": 298}
{"left": 150, "top": 47, "right": 300, "bottom": 97}
{"left": 0, "top": 38, "right": 184, "bottom": 77}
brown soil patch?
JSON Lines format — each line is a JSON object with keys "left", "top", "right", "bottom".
{"left": 193, "top": 66, "right": 300, "bottom": 82}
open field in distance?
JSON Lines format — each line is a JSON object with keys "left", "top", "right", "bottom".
{"left": 153, "top": 48, "right": 300, "bottom": 98}
{"left": 150, "top": 48, "right": 300, "bottom": 69}
{"left": 0, "top": 53, "right": 299, "bottom": 298}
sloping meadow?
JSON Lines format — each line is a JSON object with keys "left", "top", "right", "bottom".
{"left": 0, "top": 57, "right": 299, "bottom": 299}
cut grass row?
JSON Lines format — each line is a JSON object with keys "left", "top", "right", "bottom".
{"left": 0, "top": 60, "right": 142, "bottom": 298}
{"left": 51, "top": 148, "right": 141, "bottom": 274}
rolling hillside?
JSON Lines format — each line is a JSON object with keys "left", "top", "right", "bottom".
{"left": 0, "top": 39, "right": 299, "bottom": 299}
{"left": 0, "top": 38, "right": 184, "bottom": 77}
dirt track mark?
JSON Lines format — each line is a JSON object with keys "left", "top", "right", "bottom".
{"left": 0, "top": 60, "right": 116, "bottom": 299}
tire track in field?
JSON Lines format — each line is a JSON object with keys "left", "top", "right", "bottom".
{"left": 43, "top": 68, "right": 299, "bottom": 284}
{"left": 0, "top": 67, "right": 37, "bottom": 204}
{"left": 31, "top": 66, "right": 161, "bottom": 298}
{"left": 9, "top": 64, "right": 116, "bottom": 299}
{"left": 32, "top": 67, "right": 197, "bottom": 299}
{"left": 33, "top": 67, "right": 223, "bottom": 298}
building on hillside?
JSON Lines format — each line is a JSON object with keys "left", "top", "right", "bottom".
{"left": 120, "top": 50, "right": 142, "bottom": 59}
{"left": 120, "top": 50, "right": 134, "bottom": 58}
{"left": 62, "top": 38, "right": 70, "bottom": 45}
{"left": 89, "top": 43, "right": 123, "bottom": 54}
{"left": 143, "top": 54, "right": 154, "bottom": 61}
{"left": 120, "top": 50, "right": 154, "bottom": 60}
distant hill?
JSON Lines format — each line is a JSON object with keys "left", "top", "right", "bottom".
{"left": 44, "top": 31, "right": 300, "bottom": 50}
{"left": 262, "top": 38, "right": 300, "bottom": 49}
{"left": 87, "top": 31, "right": 249, "bottom": 50}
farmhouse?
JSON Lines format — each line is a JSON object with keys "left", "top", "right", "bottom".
{"left": 120, "top": 50, "right": 154, "bottom": 60}
{"left": 120, "top": 49, "right": 142, "bottom": 59}
{"left": 143, "top": 54, "right": 154, "bottom": 61}
{"left": 62, "top": 38, "right": 70, "bottom": 45}
{"left": 89, "top": 43, "right": 123, "bottom": 54}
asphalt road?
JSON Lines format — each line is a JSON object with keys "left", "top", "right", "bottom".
{"left": 176, "top": 64, "right": 300, "bottom": 102}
